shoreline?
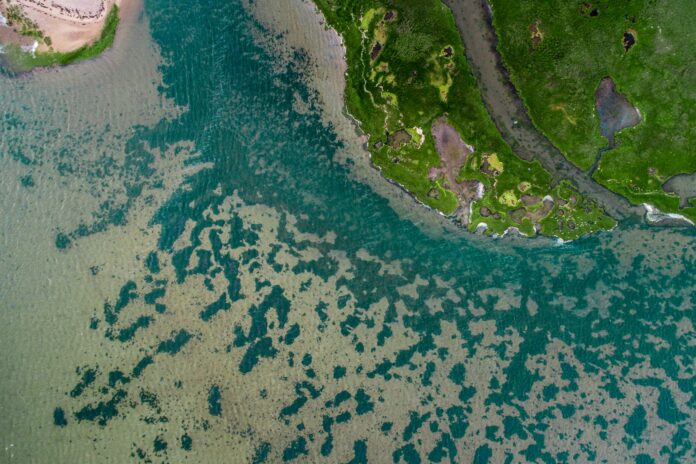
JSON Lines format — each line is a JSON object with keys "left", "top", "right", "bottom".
{"left": 0, "top": 1, "right": 123, "bottom": 72}
{"left": 291, "top": 1, "right": 609, "bottom": 243}
{"left": 244, "top": 0, "right": 476, "bottom": 242}
{"left": 0, "top": 0, "right": 118, "bottom": 52}
{"left": 248, "top": 0, "right": 608, "bottom": 244}
{"left": 305, "top": 0, "right": 689, "bottom": 242}
{"left": 247, "top": 0, "right": 478, "bottom": 237}
{"left": 247, "top": 0, "right": 656, "bottom": 244}
{"left": 643, "top": 203, "right": 695, "bottom": 227}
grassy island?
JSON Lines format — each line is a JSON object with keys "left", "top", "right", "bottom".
{"left": 1, "top": 5, "right": 119, "bottom": 72}
{"left": 489, "top": 0, "right": 696, "bottom": 221}
{"left": 313, "top": 0, "right": 615, "bottom": 240}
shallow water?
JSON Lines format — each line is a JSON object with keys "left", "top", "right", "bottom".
{"left": 663, "top": 172, "right": 696, "bottom": 208}
{"left": 1, "top": 0, "right": 695, "bottom": 463}
{"left": 596, "top": 77, "right": 641, "bottom": 146}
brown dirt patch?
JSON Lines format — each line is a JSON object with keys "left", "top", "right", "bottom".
{"left": 387, "top": 129, "right": 412, "bottom": 149}
{"left": 529, "top": 20, "right": 543, "bottom": 49}
{"left": 520, "top": 194, "right": 540, "bottom": 206}
{"left": 429, "top": 117, "right": 482, "bottom": 224}
{"left": 580, "top": 3, "right": 599, "bottom": 17}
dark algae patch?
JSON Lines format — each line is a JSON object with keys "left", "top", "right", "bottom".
{"left": 113, "top": 315, "right": 153, "bottom": 342}
{"left": 153, "top": 436, "right": 168, "bottom": 453}
{"left": 74, "top": 389, "right": 127, "bottom": 426}
{"left": 208, "top": 385, "right": 222, "bottom": 416}
{"left": 312, "top": 0, "right": 613, "bottom": 239}
{"left": 283, "top": 436, "right": 308, "bottom": 461}
{"left": 70, "top": 366, "right": 98, "bottom": 398}
{"left": 180, "top": 433, "right": 193, "bottom": 451}
{"left": 490, "top": 0, "right": 696, "bottom": 219}
{"left": 253, "top": 442, "right": 271, "bottom": 463}
{"left": 132, "top": 355, "right": 154, "bottom": 378}
{"left": 200, "top": 292, "right": 230, "bottom": 321}
{"left": 156, "top": 329, "right": 192, "bottom": 355}
{"left": 53, "top": 407, "right": 68, "bottom": 427}
{"left": 145, "top": 252, "right": 161, "bottom": 274}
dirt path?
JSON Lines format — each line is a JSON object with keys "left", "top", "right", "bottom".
{"left": 442, "top": 0, "right": 641, "bottom": 220}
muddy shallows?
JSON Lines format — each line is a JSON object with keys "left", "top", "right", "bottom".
{"left": 595, "top": 77, "right": 640, "bottom": 146}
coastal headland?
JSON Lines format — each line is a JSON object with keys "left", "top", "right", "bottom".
{"left": 0, "top": 0, "right": 122, "bottom": 70}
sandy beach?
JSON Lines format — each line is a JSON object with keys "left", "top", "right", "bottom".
{"left": 0, "top": 0, "right": 123, "bottom": 52}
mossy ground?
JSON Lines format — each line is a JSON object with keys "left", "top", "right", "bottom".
{"left": 1, "top": 5, "right": 119, "bottom": 72}
{"left": 313, "top": 0, "right": 614, "bottom": 240}
{"left": 490, "top": 0, "right": 696, "bottom": 220}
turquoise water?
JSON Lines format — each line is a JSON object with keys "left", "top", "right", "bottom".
{"left": 1, "top": 0, "right": 695, "bottom": 462}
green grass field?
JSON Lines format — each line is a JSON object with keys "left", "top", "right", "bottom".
{"left": 313, "top": 0, "right": 614, "bottom": 239}
{"left": 2, "top": 5, "right": 119, "bottom": 72}
{"left": 490, "top": 0, "right": 696, "bottom": 220}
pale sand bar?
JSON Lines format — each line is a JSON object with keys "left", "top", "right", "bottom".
{"left": 0, "top": 0, "right": 123, "bottom": 52}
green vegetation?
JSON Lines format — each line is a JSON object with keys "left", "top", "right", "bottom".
{"left": 313, "top": 0, "right": 614, "bottom": 239}
{"left": 4, "top": 4, "right": 43, "bottom": 39}
{"left": 1, "top": 5, "right": 119, "bottom": 72}
{"left": 490, "top": 0, "right": 696, "bottom": 220}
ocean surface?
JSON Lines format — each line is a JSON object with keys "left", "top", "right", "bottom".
{"left": 1, "top": 0, "right": 695, "bottom": 462}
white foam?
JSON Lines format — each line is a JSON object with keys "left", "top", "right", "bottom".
{"left": 502, "top": 226, "right": 520, "bottom": 237}
{"left": 643, "top": 203, "right": 694, "bottom": 226}
{"left": 21, "top": 40, "right": 39, "bottom": 57}
{"left": 414, "top": 126, "right": 425, "bottom": 148}
{"left": 0, "top": 13, "right": 7, "bottom": 26}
